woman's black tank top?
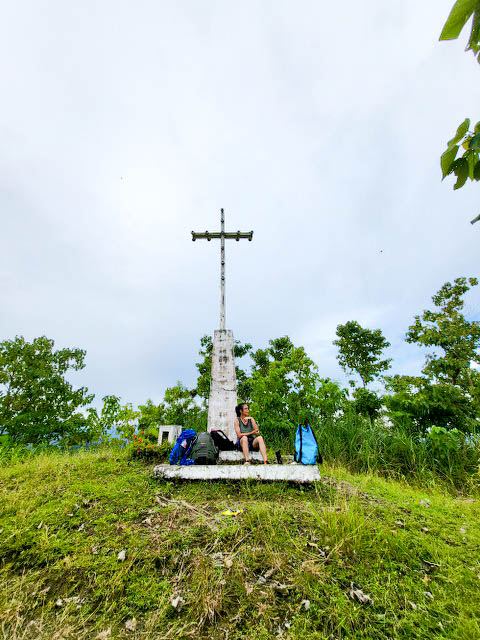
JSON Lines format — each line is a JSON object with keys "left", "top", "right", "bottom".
{"left": 239, "top": 418, "right": 254, "bottom": 434}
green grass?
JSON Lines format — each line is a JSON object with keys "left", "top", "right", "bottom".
{"left": 1, "top": 448, "right": 480, "bottom": 639}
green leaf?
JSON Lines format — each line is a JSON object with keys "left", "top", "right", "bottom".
{"left": 473, "top": 160, "right": 480, "bottom": 179}
{"left": 441, "top": 145, "right": 459, "bottom": 178}
{"left": 475, "top": 121, "right": 480, "bottom": 133}
{"left": 467, "top": 7, "right": 480, "bottom": 51}
{"left": 453, "top": 157, "right": 469, "bottom": 189}
{"left": 440, "top": 0, "right": 476, "bottom": 40}
{"left": 448, "top": 118, "right": 471, "bottom": 147}
{"left": 447, "top": 157, "right": 466, "bottom": 175}
{"left": 468, "top": 151, "right": 478, "bottom": 178}
{"left": 469, "top": 133, "right": 480, "bottom": 148}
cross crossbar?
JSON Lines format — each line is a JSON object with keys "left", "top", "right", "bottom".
{"left": 191, "top": 208, "right": 254, "bottom": 330}
{"left": 191, "top": 231, "right": 253, "bottom": 241}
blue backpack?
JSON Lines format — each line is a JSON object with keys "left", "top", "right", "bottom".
{"left": 169, "top": 429, "right": 197, "bottom": 465}
{"left": 294, "top": 424, "right": 321, "bottom": 465}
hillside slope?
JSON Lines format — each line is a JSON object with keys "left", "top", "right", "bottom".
{"left": 1, "top": 449, "right": 479, "bottom": 640}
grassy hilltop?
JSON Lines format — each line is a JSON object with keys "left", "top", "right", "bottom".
{"left": 1, "top": 448, "right": 479, "bottom": 640}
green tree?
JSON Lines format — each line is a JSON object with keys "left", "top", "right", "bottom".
{"left": 0, "top": 335, "right": 93, "bottom": 444}
{"left": 316, "top": 378, "right": 347, "bottom": 421}
{"left": 195, "top": 335, "right": 252, "bottom": 402}
{"left": 405, "top": 277, "right": 480, "bottom": 389}
{"left": 249, "top": 336, "right": 321, "bottom": 444}
{"left": 333, "top": 321, "right": 391, "bottom": 388}
{"left": 439, "top": 1, "right": 480, "bottom": 224}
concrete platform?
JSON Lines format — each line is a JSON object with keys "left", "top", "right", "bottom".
{"left": 153, "top": 464, "right": 320, "bottom": 483}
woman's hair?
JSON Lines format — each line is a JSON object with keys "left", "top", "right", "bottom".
{"left": 235, "top": 403, "right": 247, "bottom": 417}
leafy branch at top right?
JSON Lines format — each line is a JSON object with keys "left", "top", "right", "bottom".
{"left": 439, "top": 0, "right": 480, "bottom": 225}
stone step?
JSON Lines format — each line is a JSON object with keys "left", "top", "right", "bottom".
{"left": 218, "top": 451, "right": 263, "bottom": 463}
{"left": 153, "top": 464, "right": 320, "bottom": 483}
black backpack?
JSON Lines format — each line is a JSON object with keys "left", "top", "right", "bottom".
{"left": 190, "top": 432, "right": 219, "bottom": 465}
{"left": 210, "top": 429, "right": 237, "bottom": 451}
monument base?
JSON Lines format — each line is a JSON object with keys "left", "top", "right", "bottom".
{"left": 207, "top": 329, "right": 237, "bottom": 441}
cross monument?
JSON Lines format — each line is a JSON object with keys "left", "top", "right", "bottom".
{"left": 192, "top": 208, "right": 253, "bottom": 440}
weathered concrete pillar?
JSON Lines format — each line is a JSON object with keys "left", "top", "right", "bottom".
{"left": 207, "top": 329, "right": 237, "bottom": 441}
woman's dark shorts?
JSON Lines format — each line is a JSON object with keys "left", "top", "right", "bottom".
{"left": 237, "top": 435, "right": 257, "bottom": 451}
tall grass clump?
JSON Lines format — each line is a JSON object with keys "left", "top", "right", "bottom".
{"left": 0, "top": 442, "right": 58, "bottom": 466}
{"left": 0, "top": 439, "right": 128, "bottom": 467}
{"left": 316, "top": 412, "right": 480, "bottom": 489}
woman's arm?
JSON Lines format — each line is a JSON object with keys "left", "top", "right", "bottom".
{"left": 250, "top": 417, "right": 260, "bottom": 435}
{"left": 234, "top": 418, "right": 242, "bottom": 440}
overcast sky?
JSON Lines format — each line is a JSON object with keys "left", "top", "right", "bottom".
{"left": 1, "top": 1, "right": 479, "bottom": 407}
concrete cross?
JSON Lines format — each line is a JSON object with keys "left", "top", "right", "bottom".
{"left": 192, "top": 208, "right": 253, "bottom": 330}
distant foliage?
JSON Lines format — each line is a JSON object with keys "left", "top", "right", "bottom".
{"left": 138, "top": 399, "right": 166, "bottom": 432}
{"left": 163, "top": 382, "right": 207, "bottom": 430}
{"left": 86, "top": 395, "right": 140, "bottom": 441}
{"left": 195, "top": 335, "right": 213, "bottom": 401}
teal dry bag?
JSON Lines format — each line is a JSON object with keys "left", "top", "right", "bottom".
{"left": 294, "top": 424, "right": 321, "bottom": 465}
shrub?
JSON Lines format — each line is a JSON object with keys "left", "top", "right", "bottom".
{"left": 425, "top": 426, "right": 479, "bottom": 481}
{"left": 129, "top": 434, "right": 171, "bottom": 463}
{"left": 384, "top": 377, "right": 480, "bottom": 435}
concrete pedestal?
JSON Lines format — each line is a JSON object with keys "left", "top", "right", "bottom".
{"left": 207, "top": 329, "right": 237, "bottom": 441}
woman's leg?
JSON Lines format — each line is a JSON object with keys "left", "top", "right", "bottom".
{"left": 239, "top": 436, "right": 250, "bottom": 463}
{"left": 253, "top": 436, "right": 267, "bottom": 463}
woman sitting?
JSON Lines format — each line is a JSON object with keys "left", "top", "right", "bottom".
{"left": 234, "top": 403, "right": 268, "bottom": 465}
